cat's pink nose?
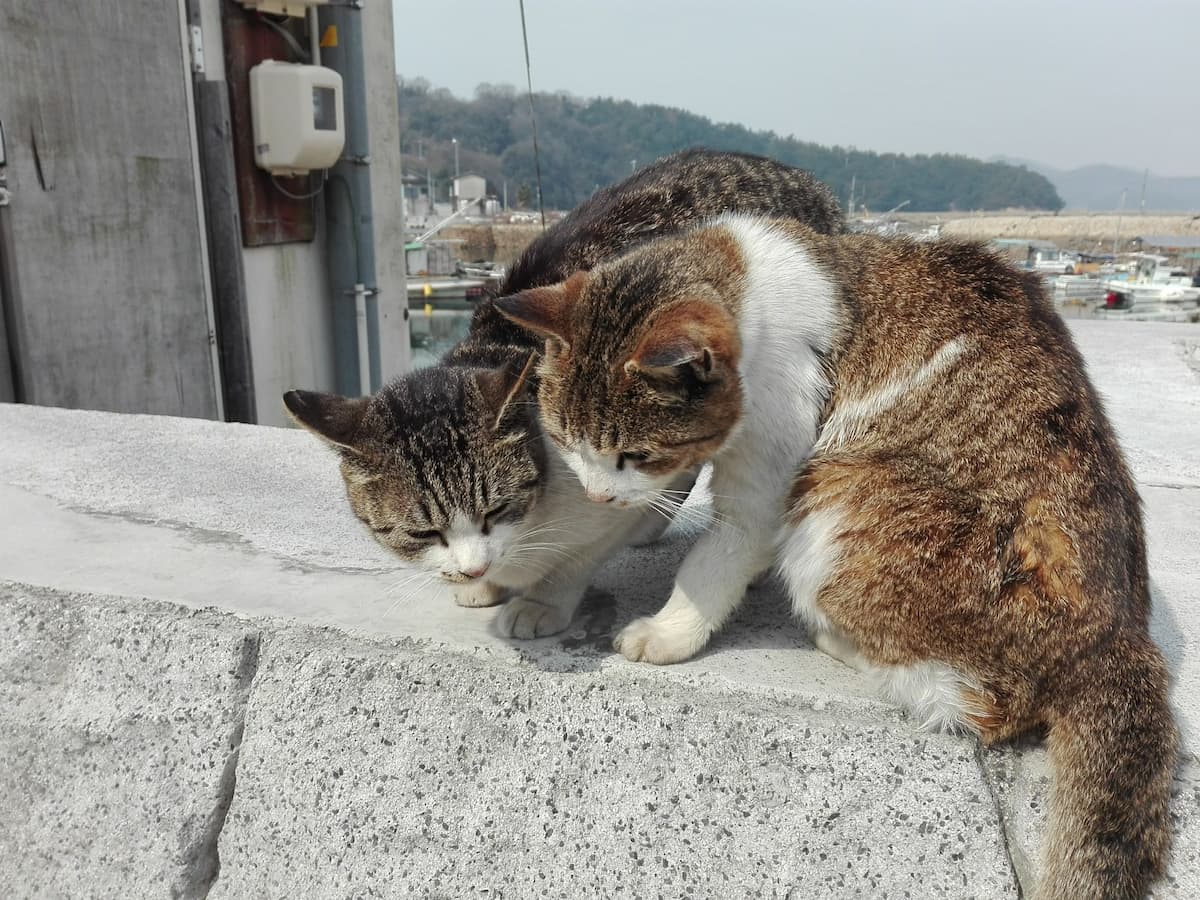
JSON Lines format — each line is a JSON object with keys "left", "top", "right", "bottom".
{"left": 586, "top": 490, "right": 615, "bottom": 503}
{"left": 462, "top": 564, "right": 490, "bottom": 579}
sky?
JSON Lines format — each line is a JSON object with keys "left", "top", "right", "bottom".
{"left": 392, "top": 0, "right": 1199, "bottom": 177}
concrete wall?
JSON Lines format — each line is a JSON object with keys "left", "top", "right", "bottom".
{"left": 0, "top": 0, "right": 408, "bottom": 427}
{"left": 195, "top": 0, "right": 342, "bottom": 425}
{"left": 0, "top": 0, "right": 220, "bottom": 418}
{"left": 243, "top": 240, "right": 338, "bottom": 423}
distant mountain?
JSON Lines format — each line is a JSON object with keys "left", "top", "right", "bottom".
{"left": 400, "top": 78, "right": 1064, "bottom": 213}
{"left": 994, "top": 158, "right": 1200, "bottom": 212}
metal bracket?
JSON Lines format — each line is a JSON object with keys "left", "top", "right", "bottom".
{"left": 340, "top": 154, "right": 371, "bottom": 166}
{"left": 0, "top": 186, "right": 9, "bottom": 208}
{"left": 188, "top": 25, "right": 206, "bottom": 74}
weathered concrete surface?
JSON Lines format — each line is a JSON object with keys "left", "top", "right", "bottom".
{"left": 0, "top": 583, "right": 259, "bottom": 899}
{"left": 0, "top": 319, "right": 1198, "bottom": 897}
{"left": 213, "top": 628, "right": 1018, "bottom": 899}
{"left": 980, "top": 746, "right": 1200, "bottom": 899}
{"left": 0, "top": 0, "right": 220, "bottom": 417}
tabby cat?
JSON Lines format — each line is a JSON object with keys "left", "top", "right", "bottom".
{"left": 494, "top": 213, "right": 1177, "bottom": 899}
{"left": 285, "top": 150, "right": 843, "bottom": 639}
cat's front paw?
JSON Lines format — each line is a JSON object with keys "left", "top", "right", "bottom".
{"left": 452, "top": 580, "right": 505, "bottom": 608}
{"left": 614, "top": 616, "right": 707, "bottom": 665}
{"left": 496, "top": 597, "right": 572, "bottom": 639}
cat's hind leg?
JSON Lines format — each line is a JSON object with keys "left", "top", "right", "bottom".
{"left": 809, "top": 625, "right": 984, "bottom": 733}
{"left": 867, "top": 660, "right": 991, "bottom": 734}
{"left": 778, "top": 455, "right": 1016, "bottom": 737}
{"left": 811, "top": 627, "right": 870, "bottom": 672}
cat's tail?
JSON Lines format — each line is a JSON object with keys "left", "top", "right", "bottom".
{"left": 1038, "top": 631, "right": 1177, "bottom": 900}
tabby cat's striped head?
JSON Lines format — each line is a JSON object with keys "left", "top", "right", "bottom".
{"left": 284, "top": 358, "right": 545, "bottom": 582}
{"left": 495, "top": 230, "right": 747, "bottom": 507}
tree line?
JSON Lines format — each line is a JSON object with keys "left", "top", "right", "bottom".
{"left": 398, "top": 78, "right": 1064, "bottom": 214}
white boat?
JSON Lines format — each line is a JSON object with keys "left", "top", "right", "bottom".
{"left": 1100, "top": 254, "right": 1200, "bottom": 312}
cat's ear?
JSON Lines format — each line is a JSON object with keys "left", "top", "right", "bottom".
{"left": 492, "top": 271, "right": 586, "bottom": 348}
{"left": 283, "top": 390, "right": 371, "bottom": 452}
{"left": 475, "top": 353, "right": 538, "bottom": 431}
{"left": 624, "top": 300, "right": 738, "bottom": 396}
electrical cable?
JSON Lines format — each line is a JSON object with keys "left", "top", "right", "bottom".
{"left": 270, "top": 172, "right": 325, "bottom": 200}
{"left": 257, "top": 13, "right": 312, "bottom": 63}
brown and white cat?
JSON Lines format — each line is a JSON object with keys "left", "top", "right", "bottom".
{"left": 494, "top": 213, "right": 1178, "bottom": 899}
{"left": 285, "top": 150, "right": 843, "bottom": 639}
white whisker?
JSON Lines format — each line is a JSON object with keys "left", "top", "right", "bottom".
{"left": 379, "top": 573, "right": 436, "bottom": 617}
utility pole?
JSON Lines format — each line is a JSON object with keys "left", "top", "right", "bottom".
{"left": 451, "top": 137, "right": 459, "bottom": 210}
{"left": 1113, "top": 188, "right": 1128, "bottom": 256}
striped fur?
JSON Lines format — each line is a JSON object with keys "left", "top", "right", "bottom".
{"left": 498, "top": 214, "right": 1178, "bottom": 899}
{"left": 285, "top": 151, "right": 843, "bottom": 638}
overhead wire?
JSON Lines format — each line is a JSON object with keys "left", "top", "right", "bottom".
{"left": 518, "top": 0, "right": 546, "bottom": 230}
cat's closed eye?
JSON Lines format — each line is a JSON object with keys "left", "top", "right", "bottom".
{"left": 616, "top": 451, "right": 650, "bottom": 470}
{"left": 405, "top": 528, "right": 447, "bottom": 547}
{"left": 373, "top": 525, "right": 394, "bottom": 535}
{"left": 482, "top": 502, "right": 510, "bottom": 532}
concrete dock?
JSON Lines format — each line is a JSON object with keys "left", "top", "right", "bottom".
{"left": 1, "top": 320, "right": 1198, "bottom": 898}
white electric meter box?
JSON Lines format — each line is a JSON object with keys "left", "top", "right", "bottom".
{"left": 249, "top": 60, "right": 344, "bottom": 177}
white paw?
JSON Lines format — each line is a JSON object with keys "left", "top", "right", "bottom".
{"left": 452, "top": 581, "right": 505, "bottom": 608}
{"left": 613, "top": 616, "right": 706, "bottom": 665}
{"left": 496, "top": 597, "right": 572, "bottom": 639}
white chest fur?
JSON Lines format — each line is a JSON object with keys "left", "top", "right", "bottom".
{"left": 710, "top": 215, "right": 842, "bottom": 523}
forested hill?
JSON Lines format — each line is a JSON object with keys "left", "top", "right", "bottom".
{"left": 398, "top": 79, "right": 1063, "bottom": 213}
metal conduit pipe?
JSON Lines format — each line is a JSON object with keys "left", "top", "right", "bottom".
{"left": 318, "top": 3, "right": 381, "bottom": 398}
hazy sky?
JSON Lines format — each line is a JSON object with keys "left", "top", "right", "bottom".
{"left": 393, "top": 0, "right": 1199, "bottom": 177}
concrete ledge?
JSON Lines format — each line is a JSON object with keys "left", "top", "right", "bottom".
{"left": 0, "top": 584, "right": 258, "bottom": 899}
{"left": 1, "top": 320, "right": 1199, "bottom": 897}
{"left": 217, "top": 622, "right": 1018, "bottom": 898}
{"left": 3, "top": 582, "right": 1198, "bottom": 899}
